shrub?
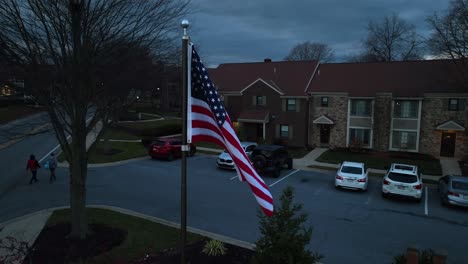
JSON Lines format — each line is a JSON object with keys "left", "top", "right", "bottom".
{"left": 251, "top": 186, "right": 323, "bottom": 264}
{"left": 392, "top": 248, "right": 435, "bottom": 264}
{"left": 202, "top": 239, "right": 227, "bottom": 257}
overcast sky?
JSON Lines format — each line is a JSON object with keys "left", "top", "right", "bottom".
{"left": 186, "top": 0, "right": 451, "bottom": 67}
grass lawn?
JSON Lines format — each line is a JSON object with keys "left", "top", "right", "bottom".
{"left": 316, "top": 150, "right": 442, "bottom": 175}
{"left": 88, "top": 141, "right": 147, "bottom": 164}
{"left": 0, "top": 104, "right": 44, "bottom": 124}
{"left": 287, "top": 147, "right": 311, "bottom": 159}
{"left": 195, "top": 141, "right": 223, "bottom": 149}
{"left": 46, "top": 208, "right": 203, "bottom": 263}
{"left": 101, "top": 127, "right": 140, "bottom": 140}
{"left": 117, "top": 119, "right": 181, "bottom": 132}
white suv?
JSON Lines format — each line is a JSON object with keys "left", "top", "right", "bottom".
{"left": 382, "top": 163, "right": 423, "bottom": 202}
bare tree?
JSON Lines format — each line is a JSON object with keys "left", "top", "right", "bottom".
{"left": 284, "top": 42, "right": 335, "bottom": 62}
{"left": 363, "top": 14, "right": 423, "bottom": 61}
{"left": 427, "top": 0, "right": 468, "bottom": 84}
{"left": 0, "top": 0, "right": 189, "bottom": 239}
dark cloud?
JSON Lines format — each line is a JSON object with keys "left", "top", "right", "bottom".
{"left": 186, "top": 0, "right": 450, "bottom": 66}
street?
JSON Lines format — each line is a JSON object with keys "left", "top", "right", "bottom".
{"left": 0, "top": 153, "right": 467, "bottom": 263}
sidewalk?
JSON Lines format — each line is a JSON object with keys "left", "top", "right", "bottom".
{"left": 292, "top": 148, "right": 442, "bottom": 181}
{"left": 0, "top": 122, "right": 104, "bottom": 260}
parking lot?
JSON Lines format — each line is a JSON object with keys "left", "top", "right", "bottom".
{"left": 169, "top": 154, "right": 468, "bottom": 264}
{"left": 1, "top": 153, "right": 467, "bottom": 263}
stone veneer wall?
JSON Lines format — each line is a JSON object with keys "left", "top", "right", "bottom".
{"left": 373, "top": 94, "right": 393, "bottom": 152}
{"left": 309, "top": 95, "right": 348, "bottom": 148}
{"left": 419, "top": 98, "right": 467, "bottom": 160}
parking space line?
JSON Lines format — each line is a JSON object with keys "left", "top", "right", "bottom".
{"left": 229, "top": 175, "right": 238, "bottom": 180}
{"left": 269, "top": 169, "right": 300, "bottom": 188}
{"left": 425, "top": 186, "right": 429, "bottom": 216}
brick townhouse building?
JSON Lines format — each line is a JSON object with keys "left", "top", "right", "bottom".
{"left": 211, "top": 58, "right": 468, "bottom": 160}
{"left": 306, "top": 59, "right": 468, "bottom": 159}
{"left": 209, "top": 59, "right": 319, "bottom": 147}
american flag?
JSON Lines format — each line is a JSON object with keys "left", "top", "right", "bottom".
{"left": 187, "top": 44, "right": 274, "bottom": 216}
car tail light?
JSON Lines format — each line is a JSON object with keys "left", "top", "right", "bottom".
{"left": 413, "top": 184, "right": 422, "bottom": 190}
{"left": 357, "top": 178, "right": 366, "bottom": 182}
{"left": 336, "top": 175, "right": 343, "bottom": 180}
{"left": 383, "top": 179, "right": 390, "bottom": 185}
{"left": 448, "top": 191, "right": 460, "bottom": 197}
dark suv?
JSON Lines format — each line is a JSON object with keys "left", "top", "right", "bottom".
{"left": 250, "top": 145, "right": 293, "bottom": 177}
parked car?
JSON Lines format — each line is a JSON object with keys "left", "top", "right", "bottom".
{"left": 250, "top": 145, "right": 293, "bottom": 178}
{"left": 382, "top": 163, "right": 423, "bottom": 202}
{"left": 438, "top": 175, "right": 468, "bottom": 207}
{"left": 335, "top": 161, "right": 368, "bottom": 191}
{"left": 148, "top": 137, "right": 196, "bottom": 161}
{"left": 217, "top": 142, "right": 257, "bottom": 170}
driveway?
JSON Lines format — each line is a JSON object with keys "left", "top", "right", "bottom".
{"left": 0, "top": 154, "right": 467, "bottom": 263}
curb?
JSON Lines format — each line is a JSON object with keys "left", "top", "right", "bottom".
{"left": 0, "top": 205, "right": 255, "bottom": 250}
{"left": 58, "top": 156, "right": 149, "bottom": 168}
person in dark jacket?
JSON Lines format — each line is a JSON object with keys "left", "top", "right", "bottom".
{"left": 26, "top": 154, "right": 40, "bottom": 184}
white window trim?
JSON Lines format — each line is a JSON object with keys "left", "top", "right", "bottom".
{"left": 348, "top": 127, "right": 373, "bottom": 148}
{"left": 389, "top": 130, "right": 419, "bottom": 152}
{"left": 350, "top": 99, "right": 372, "bottom": 117}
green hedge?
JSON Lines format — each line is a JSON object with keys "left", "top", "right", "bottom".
{"left": 115, "top": 119, "right": 182, "bottom": 147}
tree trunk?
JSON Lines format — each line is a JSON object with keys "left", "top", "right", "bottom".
{"left": 69, "top": 125, "right": 88, "bottom": 239}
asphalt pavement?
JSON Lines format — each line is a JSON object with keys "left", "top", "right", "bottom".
{"left": 0, "top": 154, "right": 467, "bottom": 264}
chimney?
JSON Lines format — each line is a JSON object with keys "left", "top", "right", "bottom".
{"left": 264, "top": 58, "right": 272, "bottom": 63}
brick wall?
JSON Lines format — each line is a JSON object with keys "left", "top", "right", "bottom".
{"left": 419, "top": 97, "right": 467, "bottom": 159}
{"left": 309, "top": 95, "right": 348, "bottom": 148}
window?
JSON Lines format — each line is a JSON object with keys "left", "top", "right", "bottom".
{"left": 350, "top": 100, "right": 371, "bottom": 116}
{"left": 392, "top": 131, "right": 417, "bottom": 150}
{"left": 349, "top": 128, "right": 371, "bottom": 146}
{"left": 280, "top": 125, "right": 289, "bottom": 137}
{"left": 394, "top": 100, "right": 418, "bottom": 118}
{"left": 341, "top": 166, "right": 362, "bottom": 174}
{"left": 388, "top": 173, "right": 418, "bottom": 183}
{"left": 449, "top": 98, "right": 459, "bottom": 111}
{"left": 256, "top": 96, "right": 264, "bottom": 106}
{"left": 287, "top": 99, "right": 296, "bottom": 111}
{"left": 321, "top": 97, "right": 329, "bottom": 107}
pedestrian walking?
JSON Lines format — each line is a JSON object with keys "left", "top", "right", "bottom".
{"left": 47, "top": 153, "right": 58, "bottom": 183}
{"left": 26, "top": 154, "right": 40, "bottom": 184}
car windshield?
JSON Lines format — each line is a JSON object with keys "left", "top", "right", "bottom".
{"left": 341, "top": 166, "right": 362, "bottom": 174}
{"left": 452, "top": 181, "right": 468, "bottom": 190}
{"left": 388, "top": 172, "right": 418, "bottom": 183}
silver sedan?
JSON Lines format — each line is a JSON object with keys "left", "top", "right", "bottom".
{"left": 438, "top": 175, "right": 468, "bottom": 207}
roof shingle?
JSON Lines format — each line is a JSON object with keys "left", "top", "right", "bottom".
{"left": 307, "top": 59, "right": 468, "bottom": 97}
{"left": 209, "top": 60, "right": 318, "bottom": 96}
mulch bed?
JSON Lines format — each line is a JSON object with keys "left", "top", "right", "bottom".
{"left": 29, "top": 223, "right": 126, "bottom": 263}
{"left": 95, "top": 147, "right": 122, "bottom": 156}
{"left": 28, "top": 223, "right": 252, "bottom": 263}
{"left": 132, "top": 240, "right": 254, "bottom": 264}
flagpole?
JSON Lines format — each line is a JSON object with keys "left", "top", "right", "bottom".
{"left": 180, "top": 19, "right": 189, "bottom": 264}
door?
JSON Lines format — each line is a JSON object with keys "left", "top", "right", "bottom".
{"left": 440, "top": 133, "right": 456, "bottom": 157}
{"left": 320, "top": 125, "right": 331, "bottom": 145}
{"left": 256, "top": 124, "right": 263, "bottom": 140}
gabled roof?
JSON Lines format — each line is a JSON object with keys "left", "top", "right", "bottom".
{"left": 240, "top": 78, "right": 284, "bottom": 95}
{"left": 313, "top": 115, "right": 334, "bottom": 125}
{"left": 436, "top": 120, "right": 465, "bottom": 131}
{"left": 306, "top": 59, "right": 468, "bottom": 97}
{"left": 209, "top": 60, "right": 318, "bottom": 97}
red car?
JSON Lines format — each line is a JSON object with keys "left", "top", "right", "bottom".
{"left": 148, "top": 137, "right": 196, "bottom": 161}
